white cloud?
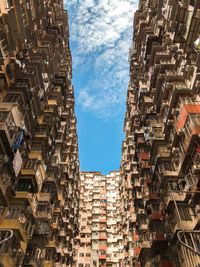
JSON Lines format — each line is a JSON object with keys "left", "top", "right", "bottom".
{"left": 78, "top": 91, "right": 94, "bottom": 109}
{"left": 65, "top": 0, "right": 138, "bottom": 118}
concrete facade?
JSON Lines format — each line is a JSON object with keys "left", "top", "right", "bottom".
{"left": 121, "top": 0, "right": 200, "bottom": 266}
{"left": 75, "top": 172, "right": 125, "bottom": 267}
{"left": 0, "top": 0, "right": 80, "bottom": 266}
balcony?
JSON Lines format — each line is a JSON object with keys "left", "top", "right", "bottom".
{"left": 92, "top": 224, "right": 100, "bottom": 231}
{"left": 53, "top": 203, "right": 61, "bottom": 213}
{"left": 80, "top": 237, "right": 91, "bottom": 244}
{"left": 22, "top": 245, "right": 43, "bottom": 267}
{"left": 99, "top": 254, "right": 106, "bottom": 260}
{"left": 136, "top": 135, "right": 145, "bottom": 144}
{"left": 91, "top": 232, "right": 99, "bottom": 240}
{"left": 139, "top": 150, "right": 150, "bottom": 161}
{"left": 140, "top": 160, "right": 151, "bottom": 170}
{"left": 35, "top": 194, "right": 52, "bottom": 220}
{"left": 92, "top": 241, "right": 99, "bottom": 250}
{"left": 35, "top": 128, "right": 49, "bottom": 139}
{"left": 164, "top": 191, "right": 186, "bottom": 209}
{"left": 29, "top": 143, "right": 44, "bottom": 160}
{"left": 0, "top": 157, "right": 14, "bottom": 205}
{"left": 175, "top": 100, "right": 200, "bottom": 132}
{"left": 47, "top": 239, "right": 57, "bottom": 248}
{"left": 158, "top": 163, "right": 179, "bottom": 178}
{"left": 99, "top": 245, "right": 107, "bottom": 251}
{"left": 99, "top": 234, "right": 107, "bottom": 240}
{"left": 0, "top": 230, "right": 23, "bottom": 267}
{"left": 0, "top": 118, "right": 20, "bottom": 159}
{"left": 107, "top": 236, "right": 118, "bottom": 243}
{"left": 20, "top": 160, "right": 46, "bottom": 192}
{"left": 156, "top": 146, "right": 171, "bottom": 159}
{"left": 0, "top": 218, "right": 27, "bottom": 251}
{"left": 14, "top": 191, "right": 37, "bottom": 214}
{"left": 167, "top": 203, "right": 199, "bottom": 236}
{"left": 92, "top": 208, "right": 100, "bottom": 214}
{"left": 48, "top": 98, "right": 58, "bottom": 106}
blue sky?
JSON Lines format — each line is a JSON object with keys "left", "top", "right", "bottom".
{"left": 64, "top": 0, "right": 138, "bottom": 174}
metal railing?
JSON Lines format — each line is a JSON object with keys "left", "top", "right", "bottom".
{"left": 177, "top": 230, "right": 200, "bottom": 256}
{"left": 0, "top": 230, "right": 13, "bottom": 246}
{"left": 169, "top": 187, "right": 200, "bottom": 256}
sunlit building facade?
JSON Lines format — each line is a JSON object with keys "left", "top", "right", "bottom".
{"left": 121, "top": 0, "right": 200, "bottom": 266}
{"left": 0, "top": 0, "right": 80, "bottom": 266}
{"left": 75, "top": 172, "right": 125, "bottom": 267}
{"left": 1, "top": 0, "right": 200, "bottom": 266}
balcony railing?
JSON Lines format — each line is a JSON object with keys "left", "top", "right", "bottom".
{"left": 23, "top": 246, "right": 43, "bottom": 267}
{"left": 0, "top": 229, "right": 22, "bottom": 265}
{"left": 35, "top": 203, "right": 52, "bottom": 220}
{"left": 177, "top": 230, "right": 200, "bottom": 256}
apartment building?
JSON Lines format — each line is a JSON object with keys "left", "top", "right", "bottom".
{"left": 121, "top": 0, "right": 200, "bottom": 266}
{"left": 75, "top": 172, "right": 125, "bottom": 267}
{"left": 0, "top": 0, "right": 80, "bottom": 266}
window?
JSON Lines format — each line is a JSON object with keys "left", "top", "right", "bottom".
{"left": 79, "top": 253, "right": 84, "bottom": 257}
{"left": 0, "top": 111, "right": 8, "bottom": 122}
{"left": 99, "top": 241, "right": 106, "bottom": 245}
{"left": 36, "top": 203, "right": 48, "bottom": 212}
{"left": 24, "top": 159, "right": 36, "bottom": 169}
{"left": 36, "top": 127, "right": 47, "bottom": 135}
{"left": 45, "top": 249, "right": 53, "bottom": 261}
{"left": 3, "top": 94, "right": 21, "bottom": 104}
{"left": 15, "top": 180, "right": 33, "bottom": 192}
{"left": 6, "top": 205, "right": 22, "bottom": 219}
{"left": 178, "top": 206, "right": 192, "bottom": 221}
{"left": 86, "top": 253, "right": 90, "bottom": 257}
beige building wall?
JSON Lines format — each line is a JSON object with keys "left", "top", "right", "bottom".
{"left": 75, "top": 172, "right": 125, "bottom": 267}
